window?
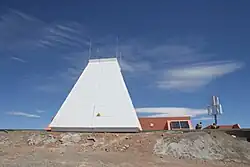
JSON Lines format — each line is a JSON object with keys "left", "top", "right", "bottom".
{"left": 170, "top": 121, "right": 190, "bottom": 130}
{"left": 180, "top": 121, "right": 189, "bottom": 129}
{"left": 170, "top": 121, "right": 180, "bottom": 129}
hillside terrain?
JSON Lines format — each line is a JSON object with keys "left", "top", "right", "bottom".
{"left": 1, "top": 130, "right": 250, "bottom": 167}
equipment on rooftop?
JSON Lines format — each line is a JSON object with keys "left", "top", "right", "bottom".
{"left": 207, "top": 96, "right": 223, "bottom": 125}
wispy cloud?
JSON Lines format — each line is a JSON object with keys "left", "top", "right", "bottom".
{"left": 156, "top": 61, "right": 244, "bottom": 91}
{"left": 136, "top": 107, "right": 207, "bottom": 117}
{"left": 6, "top": 111, "right": 41, "bottom": 118}
{"left": 3, "top": 10, "right": 243, "bottom": 93}
{"left": 57, "top": 40, "right": 204, "bottom": 83}
{"left": 36, "top": 84, "right": 64, "bottom": 93}
{"left": 9, "top": 9, "right": 39, "bottom": 22}
{"left": 37, "top": 38, "right": 244, "bottom": 93}
{"left": 11, "top": 56, "right": 26, "bottom": 63}
{"left": 38, "top": 25, "right": 89, "bottom": 50}
{"left": 36, "top": 110, "right": 45, "bottom": 113}
{"left": 119, "top": 59, "right": 151, "bottom": 73}
{"left": 142, "top": 45, "right": 212, "bottom": 65}
{"left": 0, "top": 9, "right": 44, "bottom": 52}
{"left": 0, "top": 9, "right": 89, "bottom": 54}
{"left": 0, "top": 9, "right": 90, "bottom": 93}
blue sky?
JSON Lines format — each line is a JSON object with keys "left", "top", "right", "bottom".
{"left": 0, "top": 0, "right": 249, "bottom": 129}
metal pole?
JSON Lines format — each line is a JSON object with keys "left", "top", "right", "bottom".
{"left": 116, "top": 36, "right": 119, "bottom": 58}
{"left": 88, "top": 40, "right": 92, "bottom": 60}
{"left": 214, "top": 114, "right": 218, "bottom": 125}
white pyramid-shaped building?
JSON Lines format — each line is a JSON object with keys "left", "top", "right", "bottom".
{"left": 49, "top": 58, "right": 142, "bottom": 132}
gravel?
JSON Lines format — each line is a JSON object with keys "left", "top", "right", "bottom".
{"left": 1, "top": 131, "right": 250, "bottom": 166}
{"left": 153, "top": 131, "right": 250, "bottom": 163}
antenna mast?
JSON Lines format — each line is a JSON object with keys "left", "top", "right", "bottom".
{"left": 207, "top": 96, "right": 223, "bottom": 125}
{"left": 116, "top": 36, "right": 122, "bottom": 61}
{"left": 88, "top": 39, "right": 92, "bottom": 60}
{"left": 119, "top": 51, "right": 122, "bottom": 62}
{"left": 116, "top": 36, "right": 119, "bottom": 58}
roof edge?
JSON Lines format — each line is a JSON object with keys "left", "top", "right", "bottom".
{"left": 138, "top": 116, "right": 191, "bottom": 119}
{"left": 89, "top": 57, "right": 118, "bottom": 63}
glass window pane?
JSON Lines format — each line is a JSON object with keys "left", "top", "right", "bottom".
{"left": 170, "top": 121, "right": 180, "bottom": 129}
{"left": 180, "top": 121, "right": 189, "bottom": 129}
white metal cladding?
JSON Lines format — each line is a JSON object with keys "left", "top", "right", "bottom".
{"left": 49, "top": 58, "right": 142, "bottom": 132}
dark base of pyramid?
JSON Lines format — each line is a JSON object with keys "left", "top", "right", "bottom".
{"left": 50, "top": 127, "right": 141, "bottom": 133}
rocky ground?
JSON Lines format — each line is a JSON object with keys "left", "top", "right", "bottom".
{"left": 1, "top": 130, "right": 250, "bottom": 167}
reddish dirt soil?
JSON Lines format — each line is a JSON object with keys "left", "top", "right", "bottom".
{"left": 0, "top": 131, "right": 249, "bottom": 167}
